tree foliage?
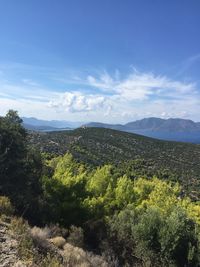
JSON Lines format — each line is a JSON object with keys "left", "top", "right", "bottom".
{"left": 0, "top": 110, "right": 42, "bottom": 222}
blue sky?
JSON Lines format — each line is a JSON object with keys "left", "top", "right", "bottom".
{"left": 0, "top": 0, "right": 200, "bottom": 123}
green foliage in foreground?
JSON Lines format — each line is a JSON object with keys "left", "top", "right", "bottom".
{"left": 40, "top": 153, "right": 200, "bottom": 266}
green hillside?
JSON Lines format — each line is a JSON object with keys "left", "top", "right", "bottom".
{"left": 28, "top": 127, "right": 200, "bottom": 198}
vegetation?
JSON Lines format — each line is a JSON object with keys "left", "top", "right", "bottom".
{"left": 0, "top": 110, "right": 43, "bottom": 223}
{"left": 28, "top": 127, "right": 200, "bottom": 199}
{"left": 1, "top": 110, "right": 200, "bottom": 266}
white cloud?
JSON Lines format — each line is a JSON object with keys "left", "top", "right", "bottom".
{"left": 48, "top": 92, "right": 106, "bottom": 113}
{"left": 87, "top": 70, "right": 197, "bottom": 101}
{"left": 0, "top": 67, "right": 200, "bottom": 123}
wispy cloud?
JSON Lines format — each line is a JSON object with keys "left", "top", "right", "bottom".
{"left": 0, "top": 66, "right": 200, "bottom": 122}
{"left": 22, "top": 79, "right": 41, "bottom": 87}
{"left": 175, "top": 53, "right": 200, "bottom": 76}
{"left": 86, "top": 70, "right": 197, "bottom": 100}
{"left": 47, "top": 69, "right": 200, "bottom": 121}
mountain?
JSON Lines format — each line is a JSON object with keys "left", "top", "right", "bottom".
{"left": 23, "top": 123, "right": 62, "bottom": 132}
{"left": 22, "top": 117, "right": 84, "bottom": 129}
{"left": 125, "top": 117, "right": 165, "bottom": 130}
{"left": 84, "top": 118, "right": 200, "bottom": 143}
{"left": 125, "top": 117, "right": 200, "bottom": 132}
{"left": 23, "top": 116, "right": 200, "bottom": 143}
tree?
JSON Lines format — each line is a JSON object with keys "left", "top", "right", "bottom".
{"left": 42, "top": 154, "right": 89, "bottom": 226}
{"left": 0, "top": 110, "right": 27, "bottom": 195}
{"left": 0, "top": 110, "right": 42, "bottom": 223}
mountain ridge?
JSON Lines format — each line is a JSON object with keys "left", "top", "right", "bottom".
{"left": 22, "top": 117, "right": 84, "bottom": 129}
{"left": 84, "top": 117, "right": 200, "bottom": 143}
{"left": 85, "top": 117, "right": 200, "bottom": 132}
{"left": 23, "top": 116, "right": 200, "bottom": 143}
{"left": 22, "top": 116, "right": 200, "bottom": 132}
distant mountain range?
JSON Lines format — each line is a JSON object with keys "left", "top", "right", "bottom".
{"left": 22, "top": 117, "right": 84, "bottom": 131}
{"left": 85, "top": 117, "right": 200, "bottom": 132}
{"left": 22, "top": 116, "right": 200, "bottom": 143}
{"left": 23, "top": 123, "right": 70, "bottom": 132}
{"left": 84, "top": 118, "right": 200, "bottom": 143}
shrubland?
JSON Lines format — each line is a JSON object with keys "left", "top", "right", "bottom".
{"left": 1, "top": 110, "right": 200, "bottom": 266}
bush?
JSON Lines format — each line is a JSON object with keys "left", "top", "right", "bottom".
{"left": 46, "top": 223, "right": 68, "bottom": 239}
{"left": 31, "top": 226, "right": 51, "bottom": 239}
{"left": 0, "top": 196, "right": 14, "bottom": 216}
{"left": 63, "top": 243, "right": 109, "bottom": 267}
{"left": 67, "top": 225, "right": 84, "bottom": 248}
{"left": 30, "top": 226, "right": 51, "bottom": 250}
{"left": 109, "top": 204, "right": 200, "bottom": 267}
{"left": 50, "top": 236, "right": 66, "bottom": 249}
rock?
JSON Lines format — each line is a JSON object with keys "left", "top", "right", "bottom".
{"left": 0, "top": 220, "right": 27, "bottom": 267}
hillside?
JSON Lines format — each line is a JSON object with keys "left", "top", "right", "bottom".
{"left": 29, "top": 127, "right": 200, "bottom": 167}
{"left": 28, "top": 127, "right": 200, "bottom": 196}
{"left": 2, "top": 111, "right": 200, "bottom": 267}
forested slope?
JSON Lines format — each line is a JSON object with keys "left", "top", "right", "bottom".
{"left": 28, "top": 127, "right": 200, "bottom": 198}
{"left": 29, "top": 127, "right": 200, "bottom": 170}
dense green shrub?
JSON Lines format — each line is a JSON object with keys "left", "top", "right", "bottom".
{"left": 108, "top": 178, "right": 200, "bottom": 267}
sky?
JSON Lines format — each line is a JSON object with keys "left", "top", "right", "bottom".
{"left": 0, "top": 0, "right": 200, "bottom": 123}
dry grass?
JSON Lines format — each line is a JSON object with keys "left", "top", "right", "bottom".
{"left": 10, "top": 219, "right": 63, "bottom": 266}
{"left": 67, "top": 225, "right": 84, "bottom": 248}
{"left": 10, "top": 217, "right": 35, "bottom": 262}
{"left": 50, "top": 236, "right": 66, "bottom": 249}
{"left": 30, "top": 226, "right": 51, "bottom": 250}
{"left": 47, "top": 224, "right": 68, "bottom": 238}
{"left": 0, "top": 196, "right": 14, "bottom": 216}
{"left": 62, "top": 243, "right": 109, "bottom": 267}
{"left": 39, "top": 253, "right": 62, "bottom": 267}
{"left": 31, "top": 226, "right": 51, "bottom": 240}
{"left": 9, "top": 218, "right": 110, "bottom": 267}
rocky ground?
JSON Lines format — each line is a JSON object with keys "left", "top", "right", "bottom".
{"left": 0, "top": 221, "right": 25, "bottom": 267}
{"left": 0, "top": 219, "right": 110, "bottom": 267}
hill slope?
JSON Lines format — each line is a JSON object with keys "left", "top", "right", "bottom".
{"left": 29, "top": 127, "right": 200, "bottom": 184}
